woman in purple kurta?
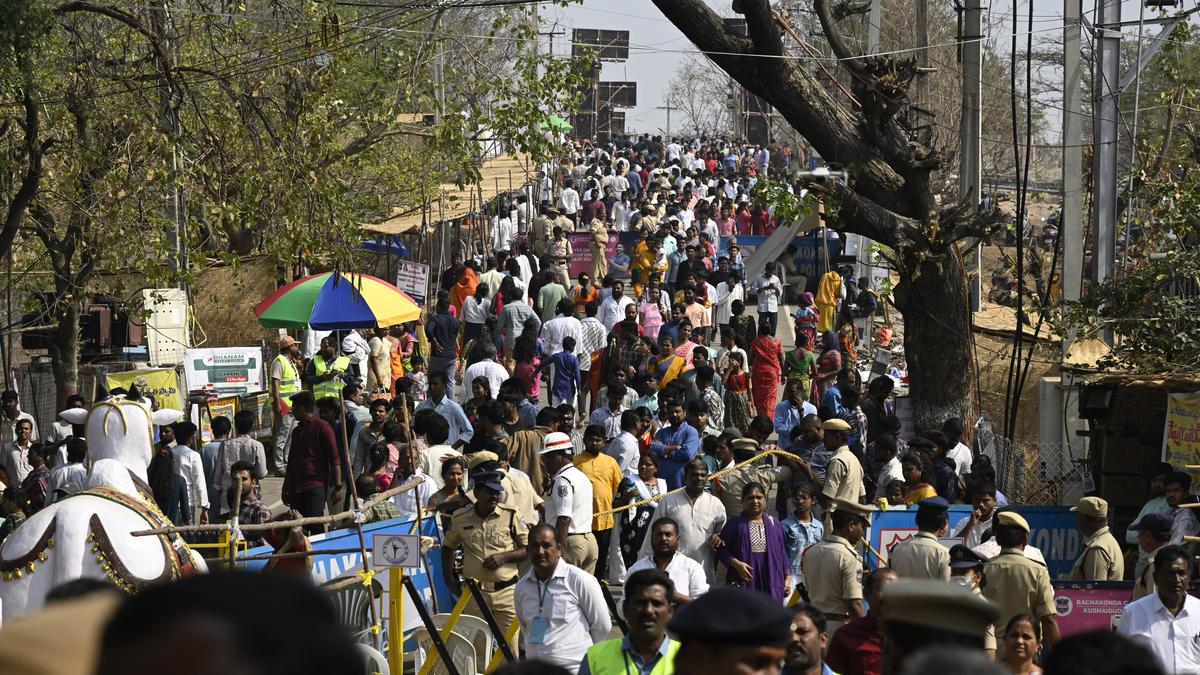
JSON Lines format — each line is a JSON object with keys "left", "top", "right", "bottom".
{"left": 715, "top": 481, "right": 790, "bottom": 602}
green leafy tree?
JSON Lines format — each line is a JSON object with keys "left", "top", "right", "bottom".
{"left": 0, "top": 1, "right": 585, "bottom": 402}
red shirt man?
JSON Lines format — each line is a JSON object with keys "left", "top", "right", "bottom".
{"left": 825, "top": 568, "right": 898, "bottom": 675}
{"left": 281, "top": 391, "right": 342, "bottom": 528}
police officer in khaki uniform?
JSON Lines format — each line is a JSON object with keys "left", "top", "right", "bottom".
{"left": 468, "top": 451, "right": 542, "bottom": 528}
{"left": 441, "top": 470, "right": 529, "bottom": 652}
{"left": 888, "top": 497, "right": 951, "bottom": 581}
{"left": 1068, "top": 496, "right": 1125, "bottom": 581}
{"left": 716, "top": 437, "right": 784, "bottom": 518}
{"left": 802, "top": 499, "right": 876, "bottom": 634}
{"left": 981, "top": 510, "right": 1060, "bottom": 654}
{"left": 880, "top": 579, "right": 1002, "bottom": 674}
{"left": 818, "top": 419, "right": 866, "bottom": 513}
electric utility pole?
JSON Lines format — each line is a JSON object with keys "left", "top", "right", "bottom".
{"left": 1091, "top": 0, "right": 1121, "bottom": 345}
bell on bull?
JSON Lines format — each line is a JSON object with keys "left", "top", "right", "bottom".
{"left": 0, "top": 389, "right": 207, "bottom": 623}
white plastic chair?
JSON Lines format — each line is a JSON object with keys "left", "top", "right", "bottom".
{"left": 356, "top": 643, "right": 390, "bottom": 675}
{"left": 412, "top": 627, "right": 478, "bottom": 675}
{"left": 432, "top": 613, "right": 494, "bottom": 673}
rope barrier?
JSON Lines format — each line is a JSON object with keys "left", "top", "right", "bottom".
{"left": 595, "top": 446, "right": 808, "bottom": 518}
{"left": 130, "top": 475, "right": 426, "bottom": 537}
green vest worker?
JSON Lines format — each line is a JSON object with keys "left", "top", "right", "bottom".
{"left": 305, "top": 337, "right": 350, "bottom": 400}
{"left": 580, "top": 569, "right": 679, "bottom": 675}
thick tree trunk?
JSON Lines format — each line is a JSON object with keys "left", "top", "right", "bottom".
{"left": 893, "top": 250, "right": 972, "bottom": 433}
{"left": 48, "top": 301, "right": 80, "bottom": 408}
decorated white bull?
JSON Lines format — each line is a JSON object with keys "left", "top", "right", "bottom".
{"left": 0, "top": 393, "right": 207, "bottom": 622}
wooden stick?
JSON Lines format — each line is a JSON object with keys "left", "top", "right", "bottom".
{"left": 231, "top": 547, "right": 365, "bottom": 562}
{"left": 337, "top": 388, "right": 380, "bottom": 650}
{"left": 131, "top": 476, "right": 425, "bottom": 537}
{"left": 229, "top": 479, "right": 242, "bottom": 570}
{"left": 1178, "top": 503, "right": 1200, "bottom": 509}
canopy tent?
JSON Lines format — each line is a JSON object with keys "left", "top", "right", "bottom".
{"left": 364, "top": 154, "right": 533, "bottom": 235}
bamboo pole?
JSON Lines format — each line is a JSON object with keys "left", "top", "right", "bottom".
{"left": 228, "top": 480, "right": 242, "bottom": 570}
{"left": 131, "top": 476, "right": 425, "bottom": 537}
{"left": 337, "top": 387, "right": 380, "bottom": 649}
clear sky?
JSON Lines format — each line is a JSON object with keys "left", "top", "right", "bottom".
{"left": 541, "top": 0, "right": 1178, "bottom": 142}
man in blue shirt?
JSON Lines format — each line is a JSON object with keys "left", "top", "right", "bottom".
{"left": 536, "top": 336, "right": 582, "bottom": 406}
{"left": 650, "top": 398, "right": 700, "bottom": 490}
{"left": 415, "top": 371, "right": 473, "bottom": 448}
{"left": 775, "top": 380, "right": 818, "bottom": 442}
{"left": 820, "top": 369, "right": 852, "bottom": 415}
{"left": 579, "top": 569, "right": 677, "bottom": 675}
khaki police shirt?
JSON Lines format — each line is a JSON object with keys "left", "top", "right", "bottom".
{"left": 500, "top": 469, "right": 542, "bottom": 528}
{"left": 716, "top": 461, "right": 782, "bottom": 518}
{"left": 443, "top": 503, "right": 528, "bottom": 583}
{"left": 1069, "top": 526, "right": 1125, "bottom": 581}
{"left": 982, "top": 547, "right": 1056, "bottom": 630}
{"left": 821, "top": 445, "right": 866, "bottom": 504}
{"left": 888, "top": 531, "right": 951, "bottom": 581}
{"left": 802, "top": 533, "right": 864, "bottom": 616}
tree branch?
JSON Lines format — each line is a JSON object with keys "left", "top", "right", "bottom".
{"left": 653, "top": 0, "right": 911, "bottom": 213}
{"left": 806, "top": 180, "right": 924, "bottom": 251}
{"left": 1, "top": 54, "right": 45, "bottom": 261}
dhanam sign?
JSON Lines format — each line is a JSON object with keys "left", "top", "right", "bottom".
{"left": 184, "top": 347, "right": 264, "bottom": 395}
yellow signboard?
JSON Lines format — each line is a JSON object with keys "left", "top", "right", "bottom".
{"left": 105, "top": 368, "right": 182, "bottom": 411}
{"left": 1164, "top": 392, "right": 1200, "bottom": 480}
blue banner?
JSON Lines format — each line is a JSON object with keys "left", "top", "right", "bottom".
{"left": 869, "top": 505, "right": 1083, "bottom": 578}
{"left": 243, "top": 515, "right": 455, "bottom": 628}
{"left": 719, "top": 234, "right": 844, "bottom": 283}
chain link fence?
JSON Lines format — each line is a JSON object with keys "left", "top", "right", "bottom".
{"left": 977, "top": 417, "right": 1086, "bottom": 506}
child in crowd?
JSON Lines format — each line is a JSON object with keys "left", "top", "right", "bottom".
{"left": 782, "top": 481, "right": 823, "bottom": 603}
{"left": 537, "top": 336, "right": 581, "bottom": 406}
{"left": 408, "top": 356, "right": 428, "bottom": 402}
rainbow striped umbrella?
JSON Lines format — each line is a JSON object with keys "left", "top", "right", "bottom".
{"left": 253, "top": 272, "right": 421, "bottom": 329}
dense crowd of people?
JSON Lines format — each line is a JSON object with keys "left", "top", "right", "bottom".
{"left": 0, "top": 135, "right": 1193, "bottom": 675}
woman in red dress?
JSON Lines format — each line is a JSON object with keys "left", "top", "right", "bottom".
{"left": 749, "top": 322, "right": 784, "bottom": 418}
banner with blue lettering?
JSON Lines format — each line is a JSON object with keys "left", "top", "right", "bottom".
{"left": 869, "top": 505, "right": 1082, "bottom": 578}
{"left": 243, "top": 515, "right": 454, "bottom": 631}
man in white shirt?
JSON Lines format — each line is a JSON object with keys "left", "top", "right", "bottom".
{"left": 45, "top": 393, "right": 86, "bottom": 453}
{"left": 604, "top": 410, "right": 642, "bottom": 479}
{"left": 953, "top": 480, "right": 999, "bottom": 551}
{"left": 640, "top": 458, "right": 727, "bottom": 583}
{"left": 540, "top": 431, "right": 598, "bottom": 573}
{"left": 340, "top": 330, "right": 371, "bottom": 387}
{"left": 596, "top": 280, "right": 635, "bottom": 332}
{"left": 492, "top": 212, "right": 516, "bottom": 252}
{"left": 417, "top": 414, "right": 460, "bottom": 489}
{"left": 540, "top": 301, "right": 583, "bottom": 358}
{"left": 559, "top": 179, "right": 581, "bottom": 224}
{"left": 1117, "top": 545, "right": 1200, "bottom": 674}
{"left": 169, "top": 421, "right": 210, "bottom": 526}
{"left": 943, "top": 417, "right": 973, "bottom": 477}
{"left": 872, "top": 434, "right": 905, "bottom": 501}
{"left": 460, "top": 343, "right": 509, "bottom": 404}
{"left": 626, "top": 517, "right": 709, "bottom": 603}
{"left": 47, "top": 437, "right": 88, "bottom": 504}
{"left": 751, "top": 262, "right": 783, "bottom": 337}
{"left": 1, "top": 389, "right": 38, "bottom": 449}
{"left": 390, "top": 448, "right": 437, "bottom": 519}
{"left": 3, "top": 418, "right": 35, "bottom": 484}
{"left": 589, "top": 384, "right": 628, "bottom": 442}
{"left": 515, "top": 523, "right": 612, "bottom": 669}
